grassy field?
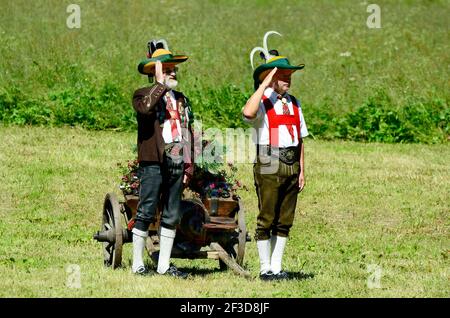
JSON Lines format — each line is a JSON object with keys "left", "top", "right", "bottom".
{"left": 0, "top": 0, "right": 448, "bottom": 140}
{"left": 0, "top": 0, "right": 448, "bottom": 298}
{"left": 0, "top": 125, "right": 448, "bottom": 297}
{"left": 1, "top": 0, "right": 448, "bottom": 105}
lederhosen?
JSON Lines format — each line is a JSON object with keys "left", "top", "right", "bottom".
{"left": 253, "top": 94, "right": 302, "bottom": 241}
{"left": 136, "top": 91, "right": 194, "bottom": 231}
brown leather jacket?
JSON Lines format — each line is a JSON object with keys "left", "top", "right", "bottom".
{"left": 132, "top": 82, "right": 194, "bottom": 175}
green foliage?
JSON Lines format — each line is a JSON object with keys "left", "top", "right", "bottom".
{"left": 186, "top": 84, "right": 251, "bottom": 129}
{"left": 0, "top": 74, "right": 135, "bottom": 131}
{"left": 0, "top": 0, "right": 448, "bottom": 144}
{"left": 305, "top": 92, "right": 449, "bottom": 143}
{"left": 0, "top": 83, "right": 448, "bottom": 143}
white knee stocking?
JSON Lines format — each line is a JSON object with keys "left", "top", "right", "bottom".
{"left": 157, "top": 226, "right": 176, "bottom": 274}
{"left": 257, "top": 239, "right": 271, "bottom": 274}
{"left": 270, "top": 236, "right": 287, "bottom": 274}
{"left": 132, "top": 228, "right": 148, "bottom": 273}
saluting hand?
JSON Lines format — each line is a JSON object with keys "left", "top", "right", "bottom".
{"left": 261, "top": 67, "right": 278, "bottom": 89}
{"left": 155, "top": 60, "right": 164, "bottom": 84}
{"left": 242, "top": 67, "right": 278, "bottom": 119}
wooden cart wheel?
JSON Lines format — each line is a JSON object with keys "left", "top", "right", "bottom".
{"left": 236, "top": 198, "right": 247, "bottom": 266}
{"left": 218, "top": 198, "right": 247, "bottom": 270}
{"left": 101, "top": 192, "right": 123, "bottom": 269}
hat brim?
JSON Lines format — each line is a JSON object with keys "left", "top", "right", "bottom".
{"left": 253, "top": 60, "right": 305, "bottom": 83}
{"left": 138, "top": 55, "right": 188, "bottom": 75}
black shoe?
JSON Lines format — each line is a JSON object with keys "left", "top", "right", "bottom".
{"left": 162, "top": 265, "right": 189, "bottom": 279}
{"left": 272, "top": 271, "right": 289, "bottom": 281}
{"left": 259, "top": 271, "right": 274, "bottom": 281}
{"left": 134, "top": 266, "right": 155, "bottom": 276}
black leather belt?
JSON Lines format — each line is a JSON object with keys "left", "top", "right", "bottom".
{"left": 257, "top": 145, "right": 299, "bottom": 165}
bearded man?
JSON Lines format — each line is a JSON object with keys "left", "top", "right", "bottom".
{"left": 131, "top": 40, "right": 194, "bottom": 278}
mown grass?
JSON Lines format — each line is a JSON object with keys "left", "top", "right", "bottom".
{"left": 0, "top": 126, "right": 448, "bottom": 297}
{"left": 0, "top": 0, "right": 448, "bottom": 141}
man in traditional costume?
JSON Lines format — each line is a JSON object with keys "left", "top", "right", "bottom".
{"left": 243, "top": 31, "right": 308, "bottom": 281}
{"left": 131, "top": 39, "right": 194, "bottom": 278}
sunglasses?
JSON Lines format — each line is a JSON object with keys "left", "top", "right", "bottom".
{"left": 163, "top": 67, "right": 178, "bottom": 74}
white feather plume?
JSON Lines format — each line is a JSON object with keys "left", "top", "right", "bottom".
{"left": 250, "top": 47, "right": 268, "bottom": 70}
{"left": 249, "top": 30, "right": 282, "bottom": 70}
{"left": 157, "top": 39, "right": 169, "bottom": 50}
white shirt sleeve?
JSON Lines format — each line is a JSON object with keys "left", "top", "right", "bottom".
{"left": 242, "top": 102, "right": 264, "bottom": 124}
{"left": 296, "top": 98, "right": 309, "bottom": 138}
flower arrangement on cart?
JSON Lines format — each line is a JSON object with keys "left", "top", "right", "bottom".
{"left": 118, "top": 139, "right": 247, "bottom": 202}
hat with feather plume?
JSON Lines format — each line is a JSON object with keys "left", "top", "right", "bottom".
{"left": 138, "top": 39, "right": 188, "bottom": 76}
{"left": 250, "top": 31, "right": 304, "bottom": 89}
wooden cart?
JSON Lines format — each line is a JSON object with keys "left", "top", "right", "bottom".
{"left": 93, "top": 191, "right": 251, "bottom": 278}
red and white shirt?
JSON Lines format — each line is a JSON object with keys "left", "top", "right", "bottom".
{"left": 243, "top": 87, "right": 308, "bottom": 147}
{"left": 162, "top": 91, "right": 183, "bottom": 143}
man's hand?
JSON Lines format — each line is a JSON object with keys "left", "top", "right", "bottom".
{"left": 261, "top": 67, "right": 278, "bottom": 89}
{"left": 182, "top": 174, "right": 191, "bottom": 188}
{"left": 155, "top": 60, "right": 164, "bottom": 84}
{"left": 242, "top": 67, "right": 278, "bottom": 119}
{"left": 298, "top": 172, "right": 305, "bottom": 192}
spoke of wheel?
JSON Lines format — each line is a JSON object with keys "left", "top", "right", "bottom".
{"left": 105, "top": 242, "right": 113, "bottom": 254}
{"left": 106, "top": 207, "right": 114, "bottom": 225}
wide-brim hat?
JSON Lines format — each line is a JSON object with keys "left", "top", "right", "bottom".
{"left": 138, "top": 48, "right": 188, "bottom": 75}
{"left": 253, "top": 55, "right": 304, "bottom": 83}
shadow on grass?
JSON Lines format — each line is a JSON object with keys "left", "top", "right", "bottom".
{"left": 140, "top": 260, "right": 226, "bottom": 277}
{"left": 128, "top": 259, "right": 315, "bottom": 280}
{"left": 175, "top": 266, "right": 316, "bottom": 281}
{"left": 177, "top": 266, "right": 224, "bottom": 277}
{"left": 286, "top": 271, "right": 315, "bottom": 281}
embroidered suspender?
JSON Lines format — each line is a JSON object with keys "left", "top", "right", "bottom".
{"left": 262, "top": 95, "right": 301, "bottom": 147}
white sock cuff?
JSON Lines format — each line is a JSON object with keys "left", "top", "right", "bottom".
{"left": 274, "top": 236, "right": 287, "bottom": 244}
{"left": 132, "top": 228, "right": 148, "bottom": 238}
{"left": 160, "top": 226, "right": 176, "bottom": 239}
{"left": 257, "top": 239, "right": 270, "bottom": 246}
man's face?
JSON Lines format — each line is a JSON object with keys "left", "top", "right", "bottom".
{"left": 163, "top": 65, "right": 178, "bottom": 89}
{"left": 272, "top": 70, "right": 292, "bottom": 94}
{"left": 163, "top": 66, "right": 177, "bottom": 80}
